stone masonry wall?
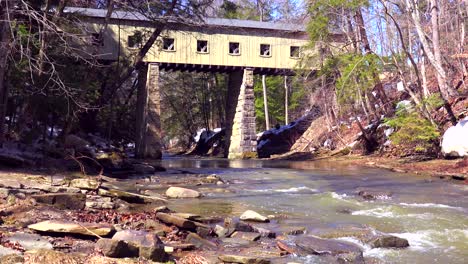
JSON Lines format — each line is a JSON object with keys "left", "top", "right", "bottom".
{"left": 228, "top": 68, "right": 257, "bottom": 159}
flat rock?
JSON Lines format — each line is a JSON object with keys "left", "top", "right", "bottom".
{"left": 31, "top": 193, "right": 86, "bottom": 210}
{"left": 156, "top": 212, "right": 197, "bottom": 230}
{"left": 185, "top": 233, "right": 217, "bottom": 250}
{"left": 28, "top": 220, "right": 115, "bottom": 237}
{"left": 98, "top": 188, "right": 166, "bottom": 204}
{"left": 7, "top": 232, "right": 53, "bottom": 251}
{"left": 69, "top": 178, "right": 100, "bottom": 190}
{"left": 221, "top": 237, "right": 252, "bottom": 247}
{"left": 24, "top": 249, "right": 84, "bottom": 263}
{"left": 172, "top": 213, "right": 201, "bottom": 221}
{"left": 230, "top": 231, "right": 261, "bottom": 241}
{"left": 368, "top": 235, "right": 409, "bottom": 248}
{"left": 218, "top": 254, "right": 270, "bottom": 264}
{"left": 112, "top": 230, "right": 163, "bottom": 248}
{"left": 165, "top": 186, "right": 201, "bottom": 198}
{"left": 95, "top": 238, "right": 139, "bottom": 258}
{"left": 295, "top": 236, "right": 363, "bottom": 257}
{"left": 240, "top": 210, "right": 269, "bottom": 222}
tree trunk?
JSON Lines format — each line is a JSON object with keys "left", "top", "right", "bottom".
{"left": 262, "top": 75, "right": 270, "bottom": 130}
{"left": 406, "top": 0, "right": 458, "bottom": 125}
{"left": 354, "top": 8, "right": 390, "bottom": 114}
{"left": 284, "top": 76, "right": 288, "bottom": 124}
{"left": 0, "top": 4, "right": 11, "bottom": 145}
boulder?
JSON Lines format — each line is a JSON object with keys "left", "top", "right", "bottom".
{"left": 139, "top": 246, "right": 168, "bottom": 262}
{"left": 224, "top": 217, "right": 255, "bottom": 233}
{"left": 218, "top": 254, "right": 270, "bottom": 264}
{"left": 69, "top": 178, "right": 100, "bottom": 190}
{"left": 28, "top": 220, "right": 114, "bottom": 237}
{"left": 156, "top": 212, "right": 197, "bottom": 230}
{"left": 112, "top": 230, "right": 163, "bottom": 248}
{"left": 31, "top": 193, "right": 86, "bottom": 210}
{"left": 133, "top": 163, "right": 156, "bottom": 174}
{"left": 368, "top": 235, "right": 409, "bottom": 248}
{"left": 441, "top": 117, "right": 468, "bottom": 157}
{"left": 165, "top": 187, "right": 201, "bottom": 198}
{"left": 95, "top": 238, "right": 138, "bottom": 258}
{"left": 240, "top": 210, "right": 269, "bottom": 222}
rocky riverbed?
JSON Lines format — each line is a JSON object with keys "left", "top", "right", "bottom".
{"left": 0, "top": 158, "right": 467, "bottom": 263}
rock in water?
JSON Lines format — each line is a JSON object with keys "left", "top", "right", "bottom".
{"left": 28, "top": 220, "right": 114, "bottom": 237}
{"left": 442, "top": 117, "right": 468, "bottom": 157}
{"left": 240, "top": 210, "right": 269, "bottom": 222}
{"left": 165, "top": 187, "right": 201, "bottom": 198}
{"left": 295, "top": 236, "right": 363, "bottom": 260}
{"left": 368, "top": 235, "right": 409, "bottom": 248}
{"left": 230, "top": 231, "right": 261, "bottom": 241}
{"left": 133, "top": 163, "right": 156, "bottom": 174}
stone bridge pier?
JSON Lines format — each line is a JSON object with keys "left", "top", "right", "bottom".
{"left": 135, "top": 63, "right": 162, "bottom": 159}
{"left": 135, "top": 64, "right": 257, "bottom": 160}
{"left": 226, "top": 68, "right": 257, "bottom": 159}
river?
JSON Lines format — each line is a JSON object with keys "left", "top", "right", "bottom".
{"left": 148, "top": 157, "right": 467, "bottom": 263}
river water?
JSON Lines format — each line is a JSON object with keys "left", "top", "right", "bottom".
{"left": 156, "top": 157, "right": 468, "bottom": 263}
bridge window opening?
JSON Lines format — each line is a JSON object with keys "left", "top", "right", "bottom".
{"left": 260, "top": 44, "right": 271, "bottom": 57}
{"left": 128, "top": 31, "right": 143, "bottom": 49}
{"left": 229, "top": 42, "right": 240, "bottom": 55}
{"left": 197, "top": 40, "right": 208, "bottom": 53}
{"left": 290, "top": 46, "right": 300, "bottom": 58}
{"left": 163, "top": 38, "right": 175, "bottom": 51}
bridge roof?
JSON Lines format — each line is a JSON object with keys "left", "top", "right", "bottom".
{"left": 64, "top": 7, "right": 306, "bottom": 33}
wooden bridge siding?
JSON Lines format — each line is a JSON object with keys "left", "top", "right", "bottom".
{"left": 89, "top": 21, "right": 311, "bottom": 69}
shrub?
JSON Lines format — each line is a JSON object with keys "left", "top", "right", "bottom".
{"left": 385, "top": 110, "right": 440, "bottom": 153}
